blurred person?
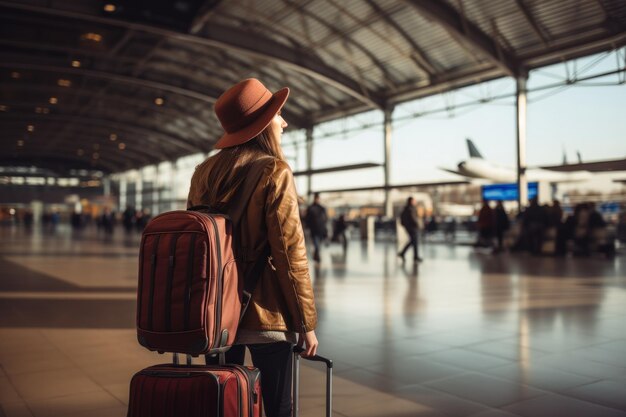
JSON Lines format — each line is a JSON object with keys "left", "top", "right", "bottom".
{"left": 186, "top": 78, "right": 318, "bottom": 417}
{"left": 398, "top": 197, "right": 422, "bottom": 262}
{"left": 331, "top": 213, "right": 348, "bottom": 252}
{"left": 122, "top": 205, "right": 135, "bottom": 234}
{"left": 100, "top": 207, "right": 114, "bottom": 235}
{"left": 494, "top": 201, "right": 510, "bottom": 252}
{"left": 522, "top": 197, "right": 546, "bottom": 255}
{"left": 476, "top": 199, "right": 494, "bottom": 248}
{"left": 617, "top": 209, "right": 626, "bottom": 243}
{"left": 23, "top": 209, "right": 33, "bottom": 229}
{"left": 135, "top": 208, "right": 151, "bottom": 232}
{"left": 587, "top": 202, "right": 613, "bottom": 256}
{"left": 573, "top": 202, "right": 591, "bottom": 255}
{"left": 444, "top": 216, "right": 457, "bottom": 242}
{"left": 305, "top": 192, "right": 328, "bottom": 262}
{"left": 549, "top": 199, "right": 563, "bottom": 227}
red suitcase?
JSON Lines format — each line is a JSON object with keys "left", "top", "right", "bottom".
{"left": 127, "top": 360, "right": 261, "bottom": 417}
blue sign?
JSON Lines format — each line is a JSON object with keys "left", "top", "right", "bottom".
{"left": 599, "top": 202, "right": 620, "bottom": 214}
{"left": 482, "top": 182, "right": 538, "bottom": 201}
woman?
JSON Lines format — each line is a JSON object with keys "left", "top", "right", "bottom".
{"left": 187, "top": 78, "right": 318, "bottom": 417}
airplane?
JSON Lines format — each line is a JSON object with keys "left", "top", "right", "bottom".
{"left": 440, "top": 138, "right": 600, "bottom": 183}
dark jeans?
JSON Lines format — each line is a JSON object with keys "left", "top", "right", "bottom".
{"left": 400, "top": 228, "right": 420, "bottom": 259}
{"left": 207, "top": 342, "right": 294, "bottom": 417}
{"left": 312, "top": 233, "right": 323, "bottom": 260}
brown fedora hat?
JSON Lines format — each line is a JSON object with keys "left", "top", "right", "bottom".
{"left": 214, "top": 78, "right": 289, "bottom": 149}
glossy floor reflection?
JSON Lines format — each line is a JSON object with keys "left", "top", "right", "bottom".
{"left": 0, "top": 225, "right": 625, "bottom": 417}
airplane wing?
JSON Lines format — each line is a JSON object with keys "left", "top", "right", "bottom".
{"left": 439, "top": 167, "right": 467, "bottom": 177}
{"left": 313, "top": 180, "right": 470, "bottom": 194}
{"left": 292, "top": 162, "right": 382, "bottom": 176}
{"left": 539, "top": 158, "right": 626, "bottom": 172}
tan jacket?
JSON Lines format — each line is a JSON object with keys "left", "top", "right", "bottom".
{"left": 187, "top": 156, "right": 317, "bottom": 333}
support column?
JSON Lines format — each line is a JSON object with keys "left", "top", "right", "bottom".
{"left": 119, "top": 176, "right": 127, "bottom": 210}
{"left": 152, "top": 165, "right": 160, "bottom": 215}
{"left": 170, "top": 161, "right": 178, "bottom": 210}
{"left": 135, "top": 170, "right": 143, "bottom": 210}
{"left": 383, "top": 107, "right": 394, "bottom": 218}
{"left": 305, "top": 126, "right": 314, "bottom": 197}
{"left": 516, "top": 75, "right": 529, "bottom": 212}
{"left": 103, "top": 176, "right": 111, "bottom": 197}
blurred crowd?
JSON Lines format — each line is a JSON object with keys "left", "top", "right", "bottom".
{"left": 474, "top": 197, "right": 617, "bottom": 257}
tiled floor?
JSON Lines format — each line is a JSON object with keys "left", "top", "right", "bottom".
{"left": 0, "top": 225, "right": 625, "bottom": 417}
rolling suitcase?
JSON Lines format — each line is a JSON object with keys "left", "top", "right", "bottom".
{"left": 127, "top": 355, "right": 262, "bottom": 417}
{"left": 127, "top": 349, "right": 332, "bottom": 417}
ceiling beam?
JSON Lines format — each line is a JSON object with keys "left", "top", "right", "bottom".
{"left": 312, "top": 63, "right": 502, "bottom": 123}
{"left": 1, "top": 125, "right": 162, "bottom": 165}
{"left": 0, "top": 38, "right": 140, "bottom": 64}
{"left": 521, "top": 32, "right": 626, "bottom": 68}
{"left": 0, "top": 90, "right": 214, "bottom": 137}
{"left": 0, "top": 157, "right": 109, "bottom": 175}
{"left": 0, "top": 55, "right": 310, "bottom": 130}
{"left": 1, "top": 113, "right": 202, "bottom": 155}
{"left": 0, "top": 62, "right": 220, "bottom": 104}
{"left": 4, "top": 151, "right": 120, "bottom": 173}
{"left": 365, "top": 0, "right": 438, "bottom": 77}
{"left": 0, "top": 1, "right": 383, "bottom": 109}
{"left": 515, "top": 0, "right": 550, "bottom": 48}
{"left": 405, "top": 0, "right": 521, "bottom": 76}
{"left": 189, "top": 0, "right": 224, "bottom": 34}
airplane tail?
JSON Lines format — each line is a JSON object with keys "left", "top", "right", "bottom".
{"left": 466, "top": 138, "right": 483, "bottom": 159}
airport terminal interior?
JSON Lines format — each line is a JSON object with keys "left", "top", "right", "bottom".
{"left": 1, "top": 1, "right": 626, "bottom": 416}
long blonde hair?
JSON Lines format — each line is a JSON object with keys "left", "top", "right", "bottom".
{"left": 194, "top": 127, "right": 285, "bottom": 209}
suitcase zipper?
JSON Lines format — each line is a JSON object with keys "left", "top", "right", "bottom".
{"left": 206, "top": 214, "right": 223, "bottom": 351}
{"left": 184, "top": 233, "right": 197, "bottom": 331}
{"left": 146, "top": 234, "right": 161, "bottom": 331}
{"left": 239, "top": 365, "right": 260, "bottom": 415}
{"left": 165, "top": 233, "right": 181, "bottom": 332}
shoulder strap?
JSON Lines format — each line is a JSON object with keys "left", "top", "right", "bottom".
{"left": 228, "top": 156, "right": 274, "bottom": 227}
{"left": 226, "top": 156, "right": 274, "bottom": 323}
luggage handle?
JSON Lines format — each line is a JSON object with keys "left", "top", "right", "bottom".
{"left": 172, "top": 353, "right": 193, "bottom": 366}
{"left": 292, "top": 346, "right": 332, "bottom": 417}
{"left": 293, "top": 346, "right": 333, "bottom": 368}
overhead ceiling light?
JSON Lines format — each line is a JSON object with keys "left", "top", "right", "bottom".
{"left": 92, "top": 152, "right": 100, "bottom": 160}
{"left": 77, "top": 149, "right": 84, "bottom": 156}
{"left": 11, "top": 72, "right": 20, "bottom": 79}
{"left": 71, "top": 60, "right": 81, "bottom": 68}
{"left": 27, "top": 125, "right": 35, "bottom": 132}
{"left": 49, "top": 97, "right": 58, "bottom": 104}
{"left": 109, "top": 133, "right": 117, "bottom": 141}
{"left": 81, "top": 32, "right": 103, "bottom": 42}
{"left": 104, "top": 4, "right": 116, "bottom": 12}
{"left": 118, "top": 142, "right": 126, "bottom": 150}
{"left": 57, "top": 79, "right": 72, "bottom": 87}
{"left": 154, "top": 97, "right": 164, "bottom": 106}
{"left": 0, "top": 105, "right": 8, "bottom": 111}
{"left": 17, "top": 140, "right": 24, "bottom": 147}
{"left": 42, "top": 108, "right": 50, "bottom": 114}
{"left": 35, "top": 107, "right": 42, "bottom": 114}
